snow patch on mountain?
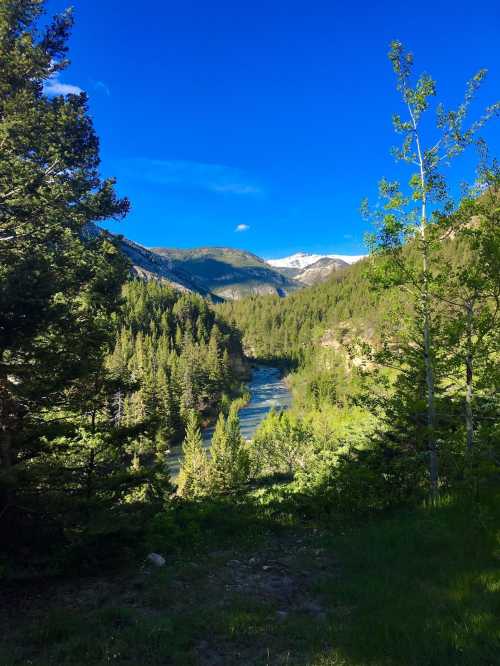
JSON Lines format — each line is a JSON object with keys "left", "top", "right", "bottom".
{"left": 267, "top": 251, "right": 366, "bottom": 269}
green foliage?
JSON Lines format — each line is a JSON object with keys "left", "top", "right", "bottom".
{"left": 218, "top": 43, "right": 499, "bottom": 508}
{"left": 151, "top": 246, "right": 299, "bottom": 299}
{"left": 0, "top": 0, "right": 134, "bottom": 557}
{"left": 208, "top": 405, "right": 251, "bottom": 494}
{"left": 364, "top": 42, "right": 499, "bottom": 496}
{"left": 176, "top": 411, "right": 210, "bottom": 499}
{"left": 252, "top": 410, "right": 313, "bottom": 476}
{"left": 0, "top": 3, "right": 247, "bottom": 566}
{"left": 109, "top": 280, "right": 244, "bottom": 449}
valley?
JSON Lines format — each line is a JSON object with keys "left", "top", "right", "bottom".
{"left": 168, "top": 365, "right": 292, "bottom": 476}
{"left": 1, "top": 5, "right": 499, "bottom": 666}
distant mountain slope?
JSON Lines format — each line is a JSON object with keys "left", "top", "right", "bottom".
{"left": 268, "top": 251, "right": 366, "bottom": 270}
{"left": 84, "top": 224, "right": 219, "bottom": 299}
{"left": 90, "top": 225, "right": 348, "bottom": 299}
{"left": 294, "top": 256, "right": 349, "bottom": 285}
{"left": 150, "top": 246, "right": 301, "bottom": 299}
{"left": 117, "top": 237, "right": 217, "bottom": 298}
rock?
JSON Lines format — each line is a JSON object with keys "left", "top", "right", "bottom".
{"left": 146, "top": 552, "right": 166, "bottom": 567}
{"left": 302, "top": 600, "right": 324, "bottom": 615}
{"left": 226, "top": 559, "right": 242, "bottom": 567}
{"left": 276, "top": 610, "right": 289, "bottom": 622}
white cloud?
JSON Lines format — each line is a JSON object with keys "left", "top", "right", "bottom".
{"left": 122, "top": 159, "right": 261, "bottom": 196}
{"left": 214, "top": 184, "right": 260, "bottom": 195}
{"left": 94, "top": 80, "right": 111, "bottom": 96}
{"left": 44, "top": 72, "right": 83, "bottom": 96}
{"left": 235, "top": 224, "right": 250, "bottom": 232}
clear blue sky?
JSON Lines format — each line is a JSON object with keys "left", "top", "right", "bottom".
{"left": 45, "top": 0, "right": 500, "bottom": 258}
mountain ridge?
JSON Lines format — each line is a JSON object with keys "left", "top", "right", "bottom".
{"left": 268, "top": 251, "right": 366, "bottom": 269}
{"left": 150, "top": 246, "right": 300, "bottom": 299}
{"left": 92, "top": 224, "right": 363, "bottom": 299}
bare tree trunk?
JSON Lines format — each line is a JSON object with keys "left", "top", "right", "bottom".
{"left": 465, "top": 302, "right": 474, "bottom": 452}
{"left": 414, "top": 125, "right": 438, "bottom": 499}
{"left": 113, "top": 389, "right": 123, "bottom": 426}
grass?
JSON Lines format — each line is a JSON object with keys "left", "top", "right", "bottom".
{"left": 315, "top": 490, "right": 500, "bottom": 665}
{"left": 1, "top": 489, "right": 499, "bottom": 665}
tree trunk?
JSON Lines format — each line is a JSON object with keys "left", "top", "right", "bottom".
{"left": 86, "top": 408, "right": 97, "bottom": 504}
{"left": 0, "top": 425, "right": 13, "bottom": 509}
{"left": 414, "top": 125, "right": 438, "bottom": 500}
{"left": 86, "top": 448, "right": 95, "bottom": 502}
{"left": 422, "top": 286, "right": 438, "bottom": 497}
{"left": 0, "top": 378, "right": 17, "bottom": 509}
{"left": 419, "top": 199, "right": 438, "bottom": 499}
{"left": 465, "top": 302, "right": 474, "bottom": 452}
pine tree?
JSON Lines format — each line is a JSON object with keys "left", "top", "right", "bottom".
{"left": 155, "top": 366, "right": 175, "bottom": 452}
{"left": 209, "top": 405, "right": 250, "bottom": 493}
{"left": 0, "top": 1, "right": 129, "bottom": 526}
{"left": 177, "top": 411, "right": 209, "bottom": 498}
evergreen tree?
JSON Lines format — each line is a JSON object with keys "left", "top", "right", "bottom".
{"left": 177, "top": 410, "right": 209, "bottom": 498}
{"left": 0, "top": 1, "right": 129, "bottom": 531}
{"left": 209, "top": 405, "right": 250, "bottom": 493}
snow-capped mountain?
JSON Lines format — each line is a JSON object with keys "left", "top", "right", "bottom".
{"left": 267, "top": 251, "right": 366, "bottom": 269}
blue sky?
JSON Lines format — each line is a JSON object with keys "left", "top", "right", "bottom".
{"left": 45, "top": 0, "right": 500, "bottom": 258}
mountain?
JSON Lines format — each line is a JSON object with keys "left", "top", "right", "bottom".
{"left": 267, "top": 252, "right": 366, "bottom": 286}
{"left": 268, "top": 251, "right": 366, "bottom": 270}
{"left": 150, "top": 246, "right": 300, "bottom": 300}
{"left": 93, "top": 226, "right": 359, "bottom": 299}
{"left": 117, "top": 236, "right": 217, "bottom": 298}
{"left": 85, "top": 223, "right": 299, "bottom": 300}
{"left": 293, "top": 256, "right": 349, "bottom": 285}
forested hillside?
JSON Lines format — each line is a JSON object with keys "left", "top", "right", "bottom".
{"left": 217, "top": 256, "right": 379, "bottom": 363}
{"left": 108, "top": 280, "right": 246, "bottom": 447}
{"left": 220, "top": 191, "right": 499, "bottom": 503}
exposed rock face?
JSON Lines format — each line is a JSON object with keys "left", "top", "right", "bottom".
{"left": 84, "top": 223, "right": 217, "bottom": 298}
{"left": 118, "top": 237, "right": 215, "bottom": 297}
{"left": 320, "top": 322, "right": 376, "bottom": 371}
{"left": 87, "top": 226, "right": 299, "bottom": 300}
{"left": 216, "top": 284, "right": 288, "bottom": 300}
{"left": 146, "top": 553, "right": 166, "bottom": 567}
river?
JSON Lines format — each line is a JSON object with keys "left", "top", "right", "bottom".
{"left": 168, "top": 365, "right": 292, "bottom": 477}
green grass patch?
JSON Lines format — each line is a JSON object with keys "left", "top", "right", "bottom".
{"left": 314, "top": 491, "right": 500, "bottom": 665}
